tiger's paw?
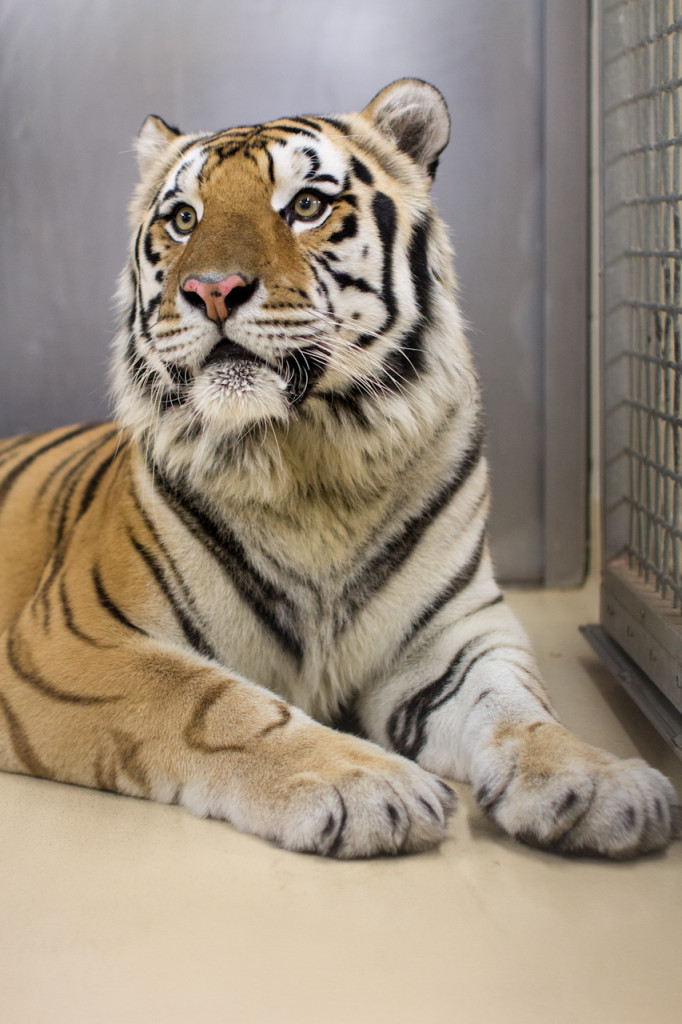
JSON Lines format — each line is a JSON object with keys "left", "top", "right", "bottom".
{"left": 472, "top": 721, "right": 681, "bottom": 859}
{"left": 264, "top": 733, "right": 457, "bottom": 858}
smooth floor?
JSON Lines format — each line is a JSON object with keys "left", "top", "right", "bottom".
{"left": 1, "top": 582, "right": 681, "bottom": 1024}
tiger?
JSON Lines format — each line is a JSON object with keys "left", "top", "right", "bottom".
{"left": 0, "top": 79, "right": 679, "bottom": 859}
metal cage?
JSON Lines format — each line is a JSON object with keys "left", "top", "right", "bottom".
{"left": 588, "top": 0, "right": 682, "bottom": 754}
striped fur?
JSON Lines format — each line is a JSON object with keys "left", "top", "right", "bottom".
{"left": 0, "top": 80, "right": 679, "bottom": 858}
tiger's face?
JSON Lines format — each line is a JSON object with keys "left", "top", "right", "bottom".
{"left": 115, "top": 80, "right": 458, "bottom": 484}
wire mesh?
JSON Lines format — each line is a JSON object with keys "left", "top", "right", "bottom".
{"left": 603, "top": 0, "right": 682, "bottom": 611}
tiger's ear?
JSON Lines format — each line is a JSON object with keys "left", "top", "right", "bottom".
{"left": 136, "top": 115, "right": 182, "bottom": 181}
{"left": 362, "top": 79, "right": 450, "bottom": 179}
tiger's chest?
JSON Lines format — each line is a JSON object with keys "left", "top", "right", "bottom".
{"left": 148, "top": 473, "right": 404, "bottom": 719}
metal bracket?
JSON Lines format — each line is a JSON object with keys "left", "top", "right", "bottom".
{"left": 581, "top": 623, "right": 682, "bottom": 759}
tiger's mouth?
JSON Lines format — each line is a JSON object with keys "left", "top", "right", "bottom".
{"left": 189, "top": 336, "right": 328, "bottom": 409}
{"left": 202, "top": 338, "right": 272, "bottom": 371}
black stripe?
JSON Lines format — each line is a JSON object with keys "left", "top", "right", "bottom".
{"left": 309, "top": 259, "right": 333, "bottom": 311}
{"left": 125, "top": 332, "right": 141, "bottom": 374}
{"left": 34, "top": 433, "right": 121, "bottom": 631}
{"left": 272, "top": 123, "right": 317, "bottom": 139}
{"left": 302, "top": 146, "right": 320, "bottom": 178}
{"left": 48, "top": 430, "right": 119, "bottom": 536}
{"left": 0, "top": 691, "right": 53, "bottom": 778}
{"left": 388, "top": 641, "right": 496, "bottom": 760}
{"left": 398, "top": 529, "right": 487, "bottom": 651}
{"left": 0, "top": 423, "right": 102, "bottom": 514}
{"left": 241, "top": 149, "right": 261, "bottom": 170}
{"left": 408, "top": 216, "right": 432, "bottom": 318}
{"left": 151, "top": 467, "right": 305, "bottom": 663}
{"left": 476, "top": 771, "right": 516, "bottom": 815}
{"left": 257, "top": 702, "right": 292, "bottom": 737}
{"left": 379, "top": 344, "right": 422, "bottom": 392}
{"left": 143, "top": 230, "right": 161, "bottom": 266}
{"left": 338, "top": 424, "right": 485, "bottom": 627}
{"left": 133, "top": 226, "right": 146, "bottom": 334}
{"left": 356, "top": 192, "right": 398, "bottom": 347}
{"left": 461, "top": 594, "right": 504, "bottom": 620}
{"left": 330, "top": 698, "right": 367, "bottom": 738}
{"left": 110, "top": 728, "right": 151, "bottom": 796}
{"left": 59, "top": 574, "right": 108, "bottom": 648}
{"left": 47, "top": 434, "right": 121, "bottom": 562}
{"left": 266, "top": 147, "right": 275, "bottom": 184}
{"left": 36, "top": 429, "right": 113, "bottom": 503}
{"left": 350, "top": 155, "right": 374, "bottom": 186}
{"left": 126, "top": 271, "right": 138, "bottom": 332}
{"left": 281, "top": 345, "right": 328, "bottom": 405}
{"left": 139, "top": 292, "right": 162, "bottom": 337}
{"left": 212, "top": 142, "right": 246, "bottom": 166}
{"left": 317, "top": 384, "right": 371, "bottom": 429}
{"left": 387, "top": 641, "right": 474, "bottom": 758}
{"left": 92, "top": 565, "right": 148, "bottom": 637}
{"left": 127, "top": 528, "right": 217, "bottom": 660}
{"left": 6, "top": 619, "right": 120, "bottom": 705}
{"left": 123, "top": 334, "right": 187, "bottom": 410}
{"left": 327, "top": 788, "right": 349, "bottom": 856}
{"left": 316, "top": 116, "right": 350, "bottom": 135}
{"left": 183, "top": 684, "right": 247, "bottom": 754}
{"left": 33, "top": 543, "right": 67, "bottom": 632}
{"left": 335, "top": 189, "right": 356, "bottom": 209}
{"left": 76, "top": 444, "right": 123, "bottom": 522}
{"left": 549, "top": 788, "right": 598, "bottom": 850}
{"left": 157, "top": 385, "right": 190, "bottom": 410}
{"left": 380, "top": 215, "right": 433, "bottom": 390}
{"left": 0, "top": 433, "right": 38, "bottom": 467}
{"left": 325, "top": 268, "right": 375, "bottom": 293}
{"left": 328, "top": 213, "right": 358, "bottom": 245}
{"left": 314, "top": 253, "right": 376, "bottom": 295}
{"left": 131, "top": 483, "right": 213, "bottom": 631}
{"left": 289, "top": 115, "right": 325, "bottom": 132}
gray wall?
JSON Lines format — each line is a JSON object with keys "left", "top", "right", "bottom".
{"left": 0, "top": 0, "right": 587, "bottom": 583}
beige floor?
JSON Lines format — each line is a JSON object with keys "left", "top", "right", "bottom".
{"left": 1, "top": 582, "right": 681, "bottom": 1024}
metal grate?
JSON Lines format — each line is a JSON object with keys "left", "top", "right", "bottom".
{"left": 600, "top": 0, "right": 682, "bottom": 729}
{"left": 603, "top": 0, "right": 682, "bottom": 609}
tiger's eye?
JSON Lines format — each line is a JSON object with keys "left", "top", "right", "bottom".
{"left": 293, "top": 191, "right": 325, "bottom": 221}
{"left": 172, "top": 204, "right": 197, "bottom": 234}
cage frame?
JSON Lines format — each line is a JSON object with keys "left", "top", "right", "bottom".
{"left": 595, "top": 0, "right": 682, "bottom": 753}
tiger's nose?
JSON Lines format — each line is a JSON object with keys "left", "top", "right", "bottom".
{"left": 182, "top": 274, "right": 248, "bottom": 324}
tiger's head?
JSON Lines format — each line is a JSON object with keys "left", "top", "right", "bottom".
{"left": 113, "top": 79, "right": 471, "bottom": 493}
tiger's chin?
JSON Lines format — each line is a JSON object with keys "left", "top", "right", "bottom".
{"left": 190, "top": 356, "right": 291, "bottom": 434}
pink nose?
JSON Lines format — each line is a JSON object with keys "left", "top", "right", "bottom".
{"left": 182, "top": 274, "right": 246, "bottom": 323}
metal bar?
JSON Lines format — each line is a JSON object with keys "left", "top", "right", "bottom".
{"left": 603, "top": 17, "right": 682, "bottom": 68}
{"left": 625, "top": 299, "right": 682, "bottom": 314}
{"left": 606, "top": 134, "right": 682, "bottom": 169}
{"left": 604, "top": 75, "right": 682, "bottom": 116}
{"left": 626, "top": 399, "right": 682, "bottom": 427}
{"left": 543, "top": 0, "right": 589, "bottom": 587}
{"left": 625, "top": 447, "right": 682, "bottom": 485}
{"left": 623, "top": 247, "right": 682, "bottom": 258}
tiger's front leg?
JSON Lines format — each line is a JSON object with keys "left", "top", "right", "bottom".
{"left": 357, "top": 600, "right": 681, "bottom": 858}
{"left": 0, "top": 615, "right": 455, "bottom": 858}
